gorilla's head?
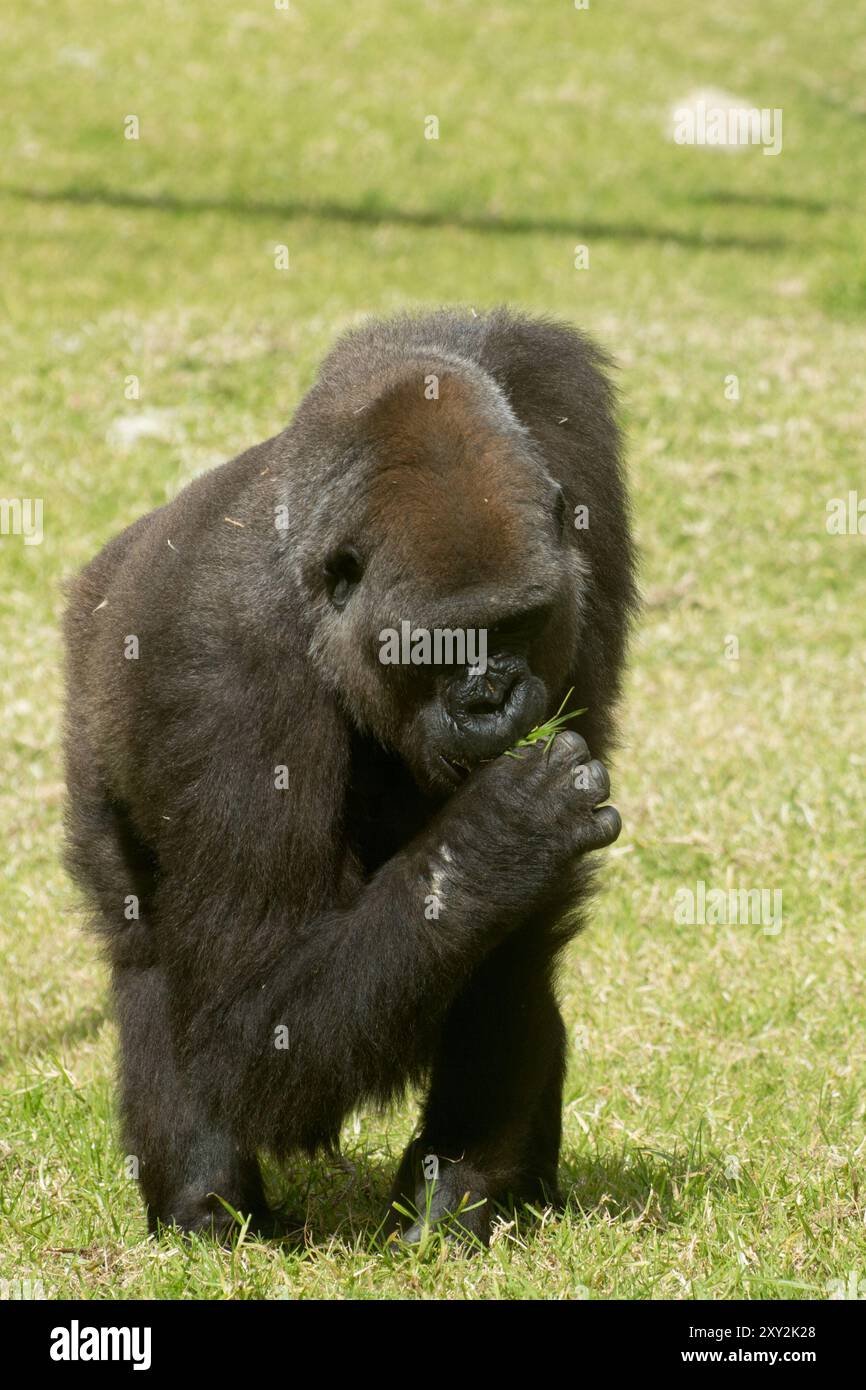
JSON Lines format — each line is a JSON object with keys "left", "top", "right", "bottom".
{"left": 285, "top": 355, "right": 590, "bottom": 797}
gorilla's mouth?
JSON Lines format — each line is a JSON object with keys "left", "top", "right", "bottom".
{"left": 427, "top": 676, "right": 549, "bottom": 793}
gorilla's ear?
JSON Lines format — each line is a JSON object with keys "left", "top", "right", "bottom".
{"left": 324, "top": 546, "right": 364, "bottom": 610}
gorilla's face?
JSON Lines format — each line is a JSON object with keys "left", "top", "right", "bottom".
{"left": 298, "top": 367, "right": 588, "bottom": 797}
{"left": 394, "top": 605, "right": 560, "bottom": 795}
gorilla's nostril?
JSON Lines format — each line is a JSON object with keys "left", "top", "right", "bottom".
{"left": 462, "top": 669, "right": 518, "bottom": 715}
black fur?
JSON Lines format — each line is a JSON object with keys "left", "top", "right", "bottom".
{"left": 63, "top": 307, "right": 637, "bottom": 1242}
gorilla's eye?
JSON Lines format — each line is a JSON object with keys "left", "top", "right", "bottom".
{"left": 324, "top": 547, "right": 363, "bottom": 610}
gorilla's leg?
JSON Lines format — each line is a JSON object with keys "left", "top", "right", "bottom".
{"left": 65, "top": 780, "right": 268, "bottom": 1238}
{"left": 115, "top": 964, "right": 270, "bottom": 1239}
{"left": 388, "top": 929, "right": 566, "bottom": 1245}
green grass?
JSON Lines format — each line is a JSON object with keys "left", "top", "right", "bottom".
{"left": 1, "top": 0, "right": 865, "bottom": 1300}
{"left": 508, "top": 689, "right": 586, "bottom": 754}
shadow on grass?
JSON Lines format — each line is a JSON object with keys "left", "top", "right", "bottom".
{"left": 561, "top": 1140, "right": 743, "bottom": 1227}
{"left": 255, "top": 1149, "right": 396, "bottom": 1252}
{"left": 242, "top": 1138, "right": 740, "bottom": 1252}
{"left": 690, "top": 189, "right": 833, "bottom": 214}
{"left": 4, "top": 183, "right": 792, "bottom": 252}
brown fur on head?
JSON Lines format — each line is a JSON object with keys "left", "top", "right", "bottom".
{"left": 365, "top": 370, "right": 540, "bottom": 592}
{"left": 287, "top": 354, "right": 587, "bottom": 797}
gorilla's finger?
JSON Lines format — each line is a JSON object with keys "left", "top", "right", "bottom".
{"left": 590, "top": 804, "right": 622, "bottom": 846}
{"left": 545, "top": 729, "right": 591, "bottom": 765}
{"left": 571, "top": 758, "right": 610, "bottom": 804}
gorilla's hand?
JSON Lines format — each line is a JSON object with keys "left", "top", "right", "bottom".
{"left": 494, "top": 728, "right": 620, "bottom": 848}
{"left": 432, "top": 729, "right": 621, "bottom": 921}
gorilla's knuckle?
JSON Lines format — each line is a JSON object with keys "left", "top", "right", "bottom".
{"left": 540, "top": 731, "right": 590, "bottom": 773}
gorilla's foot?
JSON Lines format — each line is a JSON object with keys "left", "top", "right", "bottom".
{"left": 387, "top": 1143, "right": 492, "bottom": 1248}
{"left": 146, "top": 1170, "right": 291, "bottom": 1245}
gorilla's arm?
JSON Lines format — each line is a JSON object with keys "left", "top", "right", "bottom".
{"left": 157, "top": 728, "right": 617, "bottom": 1156}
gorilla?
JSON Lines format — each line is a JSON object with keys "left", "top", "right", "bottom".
{"left": 63, "top": 307, "right": 637, "bottom": 1244}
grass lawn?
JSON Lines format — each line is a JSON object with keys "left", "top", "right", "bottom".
{"left": 1, "top": 0, "right": 864, "bottom": 1300}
